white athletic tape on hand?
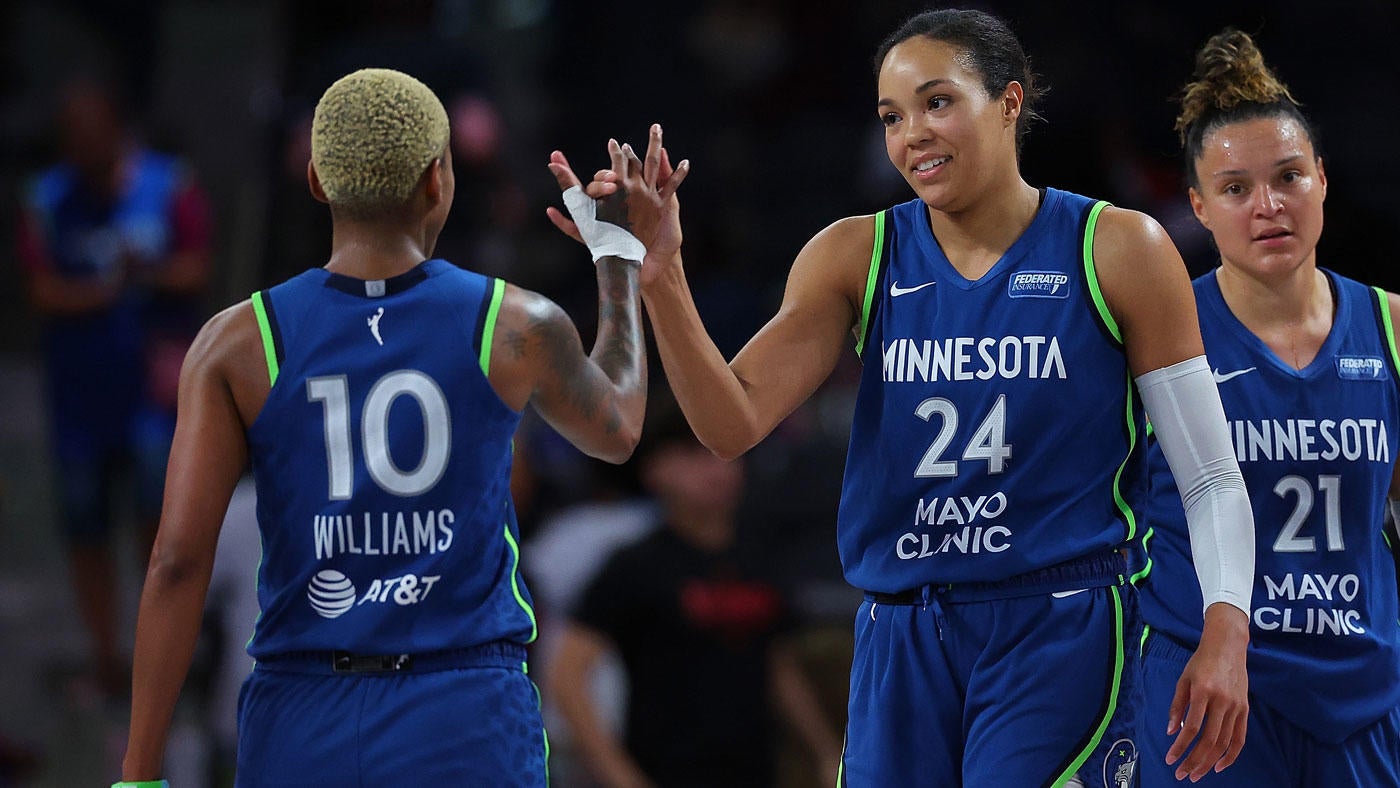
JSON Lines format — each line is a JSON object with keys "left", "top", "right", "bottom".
{"left": 562, "top": 186, "right": 646, "bottom": 264}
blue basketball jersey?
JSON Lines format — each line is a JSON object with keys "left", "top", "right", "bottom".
{"left": 838, "top": 189, "right": 1148, "bottom": 592}
{"left": 244, "top": 259, "right": 535, "bottom": 659}
{"left": 1139, "top": 269, "right": 1400, "bottom": 742}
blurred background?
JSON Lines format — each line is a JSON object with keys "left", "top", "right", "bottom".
{"left": 0, "top": 0, "right": 1396, "bottom": 786}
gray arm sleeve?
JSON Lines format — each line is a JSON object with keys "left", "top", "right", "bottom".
{"left": 1136, "top": 355, "right": 1255, "bottom": 616}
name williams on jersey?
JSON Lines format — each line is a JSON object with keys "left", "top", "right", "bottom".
{"left": 312, "top": 508, "right": 456, "bottom": 560}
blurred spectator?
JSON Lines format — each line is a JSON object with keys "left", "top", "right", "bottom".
{"left": 547, "top": 394, "right": 842, "bottom": 788}
{"left": 15, "top": 76, "right": 212, "bottom": 700}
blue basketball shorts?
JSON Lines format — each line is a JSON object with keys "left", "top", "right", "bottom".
{"left": 841, "top": 552, "right": 1140, "bottom": 787}
{"left": 1138, "top": 630, "right": 1400, "bottom": 787}
{"left": 236, "top": 642, "right": 547, "bottom": 787}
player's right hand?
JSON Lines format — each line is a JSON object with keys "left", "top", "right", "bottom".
{"left": 546, "top": 124, "right": 689, "bottom": 276}
{"left": 1165, "top": 602, "right": 1249, "bottom": 782}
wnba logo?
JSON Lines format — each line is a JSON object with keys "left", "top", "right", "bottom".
{"left": 308, "top": 569, "right": 357, "bottom": 618}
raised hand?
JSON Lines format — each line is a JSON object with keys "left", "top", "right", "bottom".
{"left": 546, "top": 124, "right": 688, "bottom": 272}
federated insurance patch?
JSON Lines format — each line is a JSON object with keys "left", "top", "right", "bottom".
{"left": 1336, "top": 355, "right": 1386, "bottom": 381}
{"left": 1008, "top": 270, "right": 1071, "bottom": 299}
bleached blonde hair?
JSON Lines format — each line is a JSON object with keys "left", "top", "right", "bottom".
{"left": 311, "top": 68, "right": 449, "bottom": 217}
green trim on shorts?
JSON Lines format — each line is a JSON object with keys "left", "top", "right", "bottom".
{"left": 836, "top": 734, "right": 847, "bottom": 787}
{"left": 1140, "top": 623, "right": 1152, "bottom": 657}
{"left": 855, "top": 211, "right": 887, "bottom": 358}
{"left": 542, "top": 720, "right": 552, "bottom": 785}
{"left": 479, "top": 277, "right": 506, "bottom": 375}
{"left": 526, "top": 667, "right": 552, "bottom": 785}
{"left": 1082, "top": 201, "right": 1120, "bottom": 344}
{"left": 1051, "top": 585, "right": 1126, "bottom": 787}
{"left": 502, "top": 522, "right": 538, "bottom": 643}
{"left": 251, "top": 291, "right": 280, "bottom": 385}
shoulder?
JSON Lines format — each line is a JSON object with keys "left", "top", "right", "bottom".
{"left": 1088, "top": 206, "right": 1184, "bottom": 299}
{"left": 188, "top": 300, "right": 261, "bottom": 377}
{"left": 186, "top": 299, "right": 271, "bottom": 424}
{"left": 484, "top": 281, "right": 582, "bottom": 408}
{"left": 495, "top": 281, "right": 573, "bottom": 341}
{"left": 787, "top": 213, "right": 883, "bottom": 310}
{"left": 799, "top": 213, "right": 880, "bottom": 263}
{"left": 1089, "top": 206, "right": 1174, "bottom": 262}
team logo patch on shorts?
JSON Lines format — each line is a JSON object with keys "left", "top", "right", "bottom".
{"left": 1008, "top": 271, "right": 1071, "bottom": 299}
{"left": 1336, "top": 355, "right": 1386, "bottom": 381}
{"left": 1102, "top": 738, "right": 1138, "bottom": 788}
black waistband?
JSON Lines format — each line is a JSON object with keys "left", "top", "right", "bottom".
{"left": 255, "top": 640, "right": 528, "bottom": 675}
{"left": 865, "top": 550, "right": 1128, "bottom": 605}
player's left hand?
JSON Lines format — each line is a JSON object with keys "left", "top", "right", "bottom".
{"left": 546, "top": 124, "right": 688, "bottom": 277}
{"left": 1165, "top": 602, "right": 1249, "bottom": 782}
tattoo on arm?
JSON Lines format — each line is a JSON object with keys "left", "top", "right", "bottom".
{"left": 517, "top": 260, "right": 642, "bottom": 440}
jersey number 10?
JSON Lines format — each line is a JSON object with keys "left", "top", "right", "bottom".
{"left": 307, "top": 370, "right": 452, "bottom": 500}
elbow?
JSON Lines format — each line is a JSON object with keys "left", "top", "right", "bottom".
{"left": 591, "top": 423, "right": 643, "bottom": 465}
{"left": 700, "top": 433, "right": 756, "bottom": 464}
{"left": 707, "top": 441, "right": 748, "bottom": 463}
{"left": 699, "top": 423, "right": 759, "bottom": 462}
{"left": 144, "top": 541, "right": 208, "bottom": 592}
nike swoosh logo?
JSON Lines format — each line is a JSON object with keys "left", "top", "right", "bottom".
{"left": 1050, "top": 588, "right": 1088, "bottom": 599}
{"left": 890, "top": 280, "right": 936, "bottom": 297}
{"left": 1212, "top": 367, "right": 1257, "bottom": 384}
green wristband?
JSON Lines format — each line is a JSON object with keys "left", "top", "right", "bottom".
{"left": 112, "top": 781, "right": 169, "bottom": 788}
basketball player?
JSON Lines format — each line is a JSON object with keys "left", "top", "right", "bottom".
{"left": 1135, "top": 30, "right": 1400, "bottom": 786}
{"left": 116, "top": 68, "right": 684, "bottom": 786}
{"left": 558, "top": 9, "right": 1255, "bottom": 786}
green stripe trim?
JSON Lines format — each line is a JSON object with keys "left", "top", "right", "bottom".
{"left": 479, "top": 278, "right": 506, "bottom": 375}
{"left": 542, "top": 723, "right": 552, "bottom": 785}
{"left": 526, "top": 670, "right": 552, "bottom": 785}
{"left": 1052, "top": 585, "right": 1125, "bottom": 787}
{"left": 836, "top": 734, "right": 847, "bottom": 787}
{"left": 855, "top": 211, "right": 886, "bottom": 358}
{"left": 1129, "top": 526, "right": 1155, "bottom": 585}
{"left": 1110, "top": 375, "right": 1141, "bottom": 541}
{"left": 1374, "top": 287, "right": 1400, "bottom": 374}
{"left": 1082, "top": 201, "right": 1121, "bottom": 344}
{"left": 251, "top": 291, "right": 280, "bottom": 386}
{"left": 502, "top": 522, "right": 538, "bottom": 643}
{"left": 1140, "top": 623, "right": 1152, "bottom": 657}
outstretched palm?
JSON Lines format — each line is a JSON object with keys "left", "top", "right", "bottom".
{"left": 546, "top": 124, "right": 688, "bottom": 285}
